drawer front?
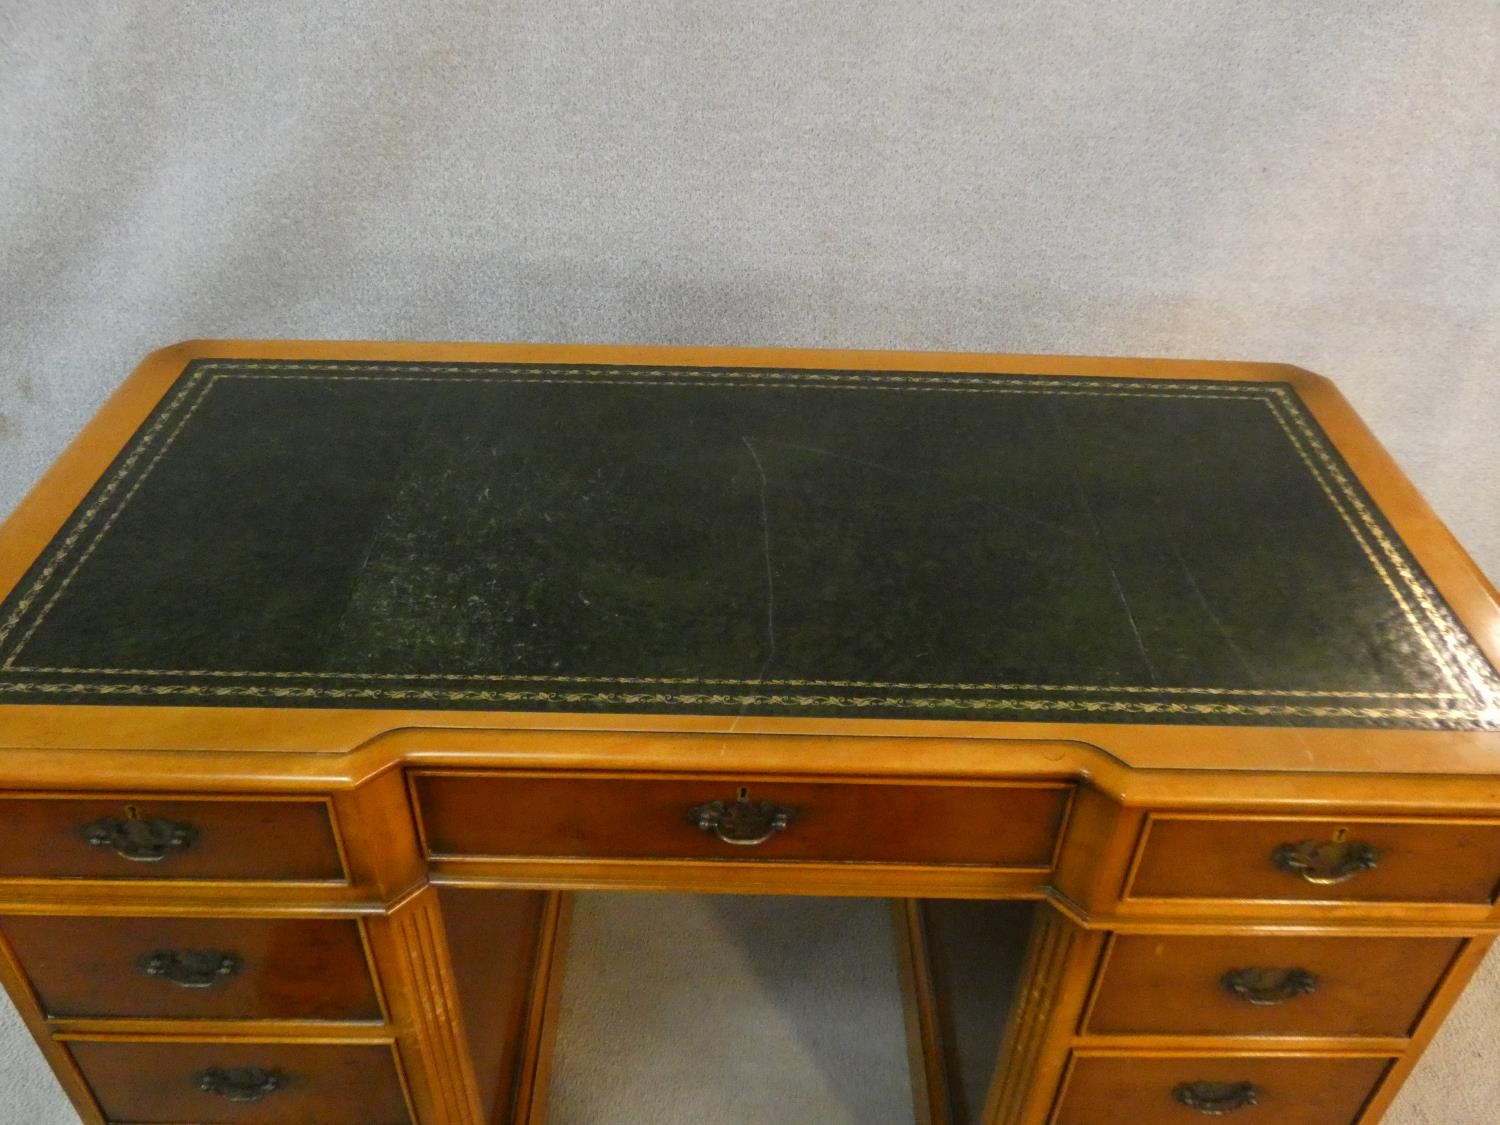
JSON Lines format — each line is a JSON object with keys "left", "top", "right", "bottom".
{"left": 1054, "top": 1054, "right": 1393, "bottom": 1125}
{"left": 66, "top": 1039, "right": 411, "bottom": 1124}
{"left": 1128, "top": 816, "right": 1500, "bottom": 904}
{"left": 0, "top": 796, "right": 345, "bottom": 882}
{"left": 414, "top": 773, "right": 1071, "bottom": 867}
{"left": 1086, "top": 933, "right": 1464, "bottom": 1038}
{"left": 0, "top": 915, "right": 382, "bottom": 1021}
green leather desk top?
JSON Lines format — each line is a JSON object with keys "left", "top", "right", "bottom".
{"left": 1, "top": 357, "right": 1496, "bottom": 730}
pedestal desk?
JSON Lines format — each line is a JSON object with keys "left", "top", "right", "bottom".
{"left": 0, "top": 341, "right": 1497, "bottom": 1125}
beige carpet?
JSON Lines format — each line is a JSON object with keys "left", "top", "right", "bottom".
{"left": 1, "top": 3, "right": 1498, "bottom": 1121}
{"left": 546, "top": 895, "right": 918, "bottom": 1124}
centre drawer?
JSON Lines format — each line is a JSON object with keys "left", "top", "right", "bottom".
{"left": 412, "top": 772, "right": 1072, "bottom": 868}
{"left": 1084, "top": 933, "right": 1465, "bottom": 1038}
{"left": 0, "top": 914, "right": 382, "bottom": 1022}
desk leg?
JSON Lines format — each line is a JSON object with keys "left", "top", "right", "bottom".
{"left": 983, "top": 905, "right": 1105, "bottom": 1125}
{"left": 367, "top": 886, "right": 489, "bottom": 1125}
{"left": 895, "top": 899, "right": 954, "bottom": 1125}
{"left": 369, "top": 887, "right": 574, "bottom": 1125}
{"left": 407, "top": 887, "right": 571, "bottom": 1125}
{"left": 510, "top": 891, "right": 573, "bottom": 1125}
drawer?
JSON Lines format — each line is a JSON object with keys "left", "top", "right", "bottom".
{"left": 0, "top": 795, "right": 345, "bottom": 882}
{"left": 1053, "top": 1054, "right": 1393, "bottom": 1125}
{"left": 1085, "top": 933, "right": 1464, "bottom": 1038}
{"left": 0, "top": 915, "right": 382, "bottom": 1022}
{"left": 1127, "top": 815, "right": 1500, "bottom": 904}
{"left": 413, "top": 772, "right": 1072, "bottom": 867}
{"left": 65, "top": 1038, "right": 410, "bottom": 1124}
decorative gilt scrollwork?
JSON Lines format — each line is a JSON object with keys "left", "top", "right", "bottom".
{"left": 1172, "top": 1080, "right": 1260, "bottom": 1115}
{"left": 1221, "top": 966, "right": 1319, "bottom": 1005}
{"left": 81, "top": 809, "right": 197, "bottom": 862}
{"left": 140, "top": 948, "right": 242, "bottom": 988}
{"left": 195, "top": 1066, "right": 285, "bottom": 1103}
{"left": 687, "top": 789, "right": 798, "bottom": 846}
{"left": 1272, "top": 838, "right": 1379, "bottom": 885}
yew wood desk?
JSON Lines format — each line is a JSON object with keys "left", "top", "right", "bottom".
{"left": 0, "top": 341, "right": 1498, "bottom": 1125}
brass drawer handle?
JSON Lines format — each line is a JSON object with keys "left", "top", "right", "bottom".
{"left": 1271, "top": 838, "right": 1379, "bottom": 885}
{"left": 195, "top": 1066, "right": 285, "bottom": 1103}
{"left": 1221, "top": 966, "right": 1319, "bottom": 1005}
{"left": 141, "top": 948, "right": 242, "bottom": 989}
{"left": 81, "top": 807, "right": 198, "bottom": 863}
{"left": 1173, "top": 1080, "right": 1260, "bottom": 1115}
{"left": 688, "top": 789, "right": 798, "bottom": 846}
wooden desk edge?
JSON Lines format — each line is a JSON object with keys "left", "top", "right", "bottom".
{"left": 1, "top": 340, "right": 1496, "bottom": 777}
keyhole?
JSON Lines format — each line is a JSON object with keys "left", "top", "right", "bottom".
{"left": 737, "top": 787, "right": 749, "bottom": 803}
{"left": 1333, "top": 826, "right": 1348, "bottom": 843}
{"left": 124, "top": 804, "right": 140, "bottom": 821}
